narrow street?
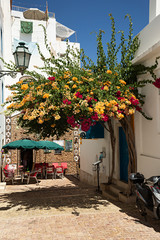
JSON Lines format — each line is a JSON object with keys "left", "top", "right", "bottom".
{"left": 0, "top": 176, "right": 160, "bottom": 240}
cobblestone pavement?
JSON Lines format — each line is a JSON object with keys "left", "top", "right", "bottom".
{"left": 0, "top": 176, "right": 160, "bottom": 240}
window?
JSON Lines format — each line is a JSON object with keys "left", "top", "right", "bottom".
{"left": 65, "top": 140, "right": 72, "bottom": 152}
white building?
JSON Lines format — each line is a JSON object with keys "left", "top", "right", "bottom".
{"left": 80, "top": 0, "right": 160, "bottom": 199}
{"left": 0, "top": 1, "right": 80, "bottom": 153}
{"left": 133, "top": 0, "right": 160, "bottom": 178}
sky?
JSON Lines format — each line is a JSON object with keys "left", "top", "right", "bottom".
{"left": 12, "top": 0, "right": 149, "bottom": 63}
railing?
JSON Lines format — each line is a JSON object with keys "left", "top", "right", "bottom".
{"left": 12, "top": 5, "right": 55, "bottom": 18}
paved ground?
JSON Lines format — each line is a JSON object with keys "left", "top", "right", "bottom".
{"left": 0, "top": 176, "right": 160, "bottom": 240}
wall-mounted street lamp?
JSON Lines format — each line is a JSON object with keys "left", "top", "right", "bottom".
{"left": 0, "top": 42, "right": 31, "bottom": 78}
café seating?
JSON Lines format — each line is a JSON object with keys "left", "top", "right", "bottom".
{"left": 61, "top": 162, "right": 67, "bottom": 175}
{"left": 46, "top": 163, "right": 54, "bottom": 179}
{"left": 3, "top": 166, "right": 15, "bottom": 184}
{"left": 26, "top": 170, "right": 38, "bottom": 184}
{"left": 34, "top": 163, "right": 43, "bottom": 179}
{"left": 55, "top": 166, "right": 64, "bottom": 179}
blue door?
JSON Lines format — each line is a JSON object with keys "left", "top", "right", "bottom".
{"left": 119, "top": 127, "right": 129, "bottom": 182}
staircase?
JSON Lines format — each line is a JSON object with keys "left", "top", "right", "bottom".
{"left": 100, "top": 179, "right": 135, "bottom": 203}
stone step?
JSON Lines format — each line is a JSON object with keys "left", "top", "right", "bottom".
{"left": 0, "top": 182, "right": 6, "bottom": 191}
{"left": 102, "top": 189, "right": 118, "bottom": 201}
{"left": 106, "top": 183, "right": 124, "bottom": 196}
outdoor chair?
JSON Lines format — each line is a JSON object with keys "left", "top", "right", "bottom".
{"left": 61, "top": 162, "right": 67, "bottom": 175}
{"left": 55, "top": 166, "right": 64, "bottom": 179}
{"left": 26, "top": 171, "right": 38, "bottom": 184}
{"left": 52, "top": 162, "right": 59, "bottom": 168}
{"left": 34, "top": 163, "right": 43, "bottom": 179}
{"left": 46, "top": 163, "right": 54, "bottom": 179}
{"left": 3, "top": 168, "right": 15, "bottom": 184}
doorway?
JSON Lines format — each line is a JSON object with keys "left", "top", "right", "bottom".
{"left": 119, "top": 127, "right": 129, "bottom": 182}
{"left": 21, "top": 149, "right": 33, "bottom": 171}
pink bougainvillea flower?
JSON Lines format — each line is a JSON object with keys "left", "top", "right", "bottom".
{"left": 116, "top": 91, "right": 121, "bottom": 97}
{"left": 75, "top": 91, "right": 83, "bottom": 99}
{"left": 153, "top": 78, "right": 160, "bottom": 88}
{"left": 102, "top": 114, "right": 109, "bottom": 122}
{"left": 48, "top": 76, "right": 55, "bottom": 81}
{"left": 91, "top": 113, "right": 99, "bottom": 121}
{"left": 101, "top": 86, "right": 104, "bottom": 90}
{"left": 130, "top": 97, "right": 139, "bottom": 106}
{"left": 81, "top": 118, "right": 92, "bottom": 132}
{"left": 117, "top": 97, "right": 125, "bottom": 101}
{"left": 136, "top": 106, "right": 142, "bottom": 112}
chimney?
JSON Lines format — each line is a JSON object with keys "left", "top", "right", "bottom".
{"left": 149, "top": 0, "right": 160, "bottom": 22}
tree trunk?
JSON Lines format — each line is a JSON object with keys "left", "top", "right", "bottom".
{"left": 120, "top": 116, "right": 137, "bottom": 195}
{"left": 100, "top": 120, "right": 116, "bottom": 184}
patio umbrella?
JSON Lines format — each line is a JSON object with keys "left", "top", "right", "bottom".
{"left": 23, "top": 8, "right": 46, "bottom": 20}
{"left": 36, "top": 141, "right": 64, "bottom": 150}
{"left": 2, "top": 139, "right": 38, "bottom": 149}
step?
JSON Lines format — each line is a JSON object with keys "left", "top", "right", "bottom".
{"left": 102, "top": 189, "right": 118, "bottom": 201}
{"left": 0, "top": 182, "right": 6, "bottom": 191}
{"left": 119, "top": 192, "right": 136, "bottom": 203}
{"left": 106, "top": 184, "right": 124, "bottom": 196}
{"left": 112, "top": 178, "right": 129, "bottom": 190}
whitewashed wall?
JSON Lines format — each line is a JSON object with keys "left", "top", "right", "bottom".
{"left": 133, "top": 1, "right": 160, "bottom": 178}
{"left": 80, "top": 127, "right": 111, "bottom": 185}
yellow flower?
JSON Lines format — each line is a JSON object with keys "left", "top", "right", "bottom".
{"left": 119, "top": 103, "right": 126, "bottom": 110}
{"left": 64, "top": 85, "right": 70, "bottom": 89}
{"left": 72, "top": 77, "right": 78, "bottom": 81}
{"left": 51, "top": 124, "right": 56, "bottom": 128}
{"left": 90, "top": 91, "right": 94, "bottom": 95}
{"left": 88, "top": 78, "right": 94, "bottom": 82}
{"left": 129, "top": 109, "right": 135, "bottom": 115}
{"left": 104, "top": 81, "right": 111, "bottom": 86}
{"left": 88, "top": 107, "right": 93, "bottom": 113}
{"left": 114, "top": 72, "right": 118, "bottom": 76}
{"left": 16, "top": 80, "right": 23, "bottom": 84}
{"left": 117, "top": 86, "right": 120, "bottom": 89}
{"left": 104, "top": 86, "right": 109, "bottom": 91}
{"left": 72, "top": 84, "right": 77, "bottom": 89}
{"left": 21, "top": 84, "right": 28, "bottom": 90}
{"left": 106, "top": 70, "right": 112, "bottom": 74}
{"left": 7, "top": 103, "right": 15, "bottom": 109}
{"left": 54, "top": 114, "right": 61, "bottom": 120}
{"left": 43, "top": 93, "right": 50, "bottom": 98}
{"left": 38, "top": 118, "right": 44, "bottom": 124}
{"left": 117, "top": 113, "right": 124, "bottom": 119}
{"left": 119, "top": 79, "right": 126, "bottom": 85}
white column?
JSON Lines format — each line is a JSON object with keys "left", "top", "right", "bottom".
{"left": 149, "top": 0, "right": 160, "bottom": 22}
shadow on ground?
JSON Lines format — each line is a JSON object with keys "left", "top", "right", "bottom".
{"left": 105, "top": 195, "right": 160, "bottom": 233}
{"left": 0, "top": 175, "right": 109, "bottom": 214}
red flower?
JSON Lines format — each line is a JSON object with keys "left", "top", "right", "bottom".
{"left": 130, "top": 97, "right": 139, "bottom": 106}
{"left": 91, "top": 113, "right": 99, "bottom": 121}
{"left": 116, "top": 91, "right": 121, "bottom": 97}
{"left": 48, "top": 76, "right": 55, "bottom": 81}
{"left": 102, "top": 114, "right": 109, "bottom": 122}
{"left": 75, "top": 92, "right": 83, "bottom": 99}
{"left": 136, "top": 106, "right": 142, "bottom": 112}
{"left": 153, "top": 78, "right": 160, "bottom": 88}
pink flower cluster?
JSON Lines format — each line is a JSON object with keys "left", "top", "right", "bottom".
{"left": 102, "top": 114, "right": 109, "bottom": 122}
{"left": 81, "top": 118, "right": 92, "bottom": 132}
{"left": 153, "top": 78, "right": 160, "bottom": 88}
{"left": 130, "top": 97, "right": 139, "bottom": 106}
{"left": 67, "top": 116, "right": 78, "bottom": 128}
{"left": 75, "top": 92, "right": 83, "bottom": 99}
{"left": 63, "top": 99, "right": 71, "bottom": 105}
{"left": 91, "top": 113, "right": 99, "bottom": 121}
{"left": 48, "top": 76, "right": 55, "bottom": 81}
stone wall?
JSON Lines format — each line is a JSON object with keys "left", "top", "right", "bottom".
{"left": 10, "top": 115, "right": 79, "bottom": 175}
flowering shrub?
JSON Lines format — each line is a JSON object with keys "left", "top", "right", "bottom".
{"left": 5, "top": 66, "right": 141, "bottom": 136}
